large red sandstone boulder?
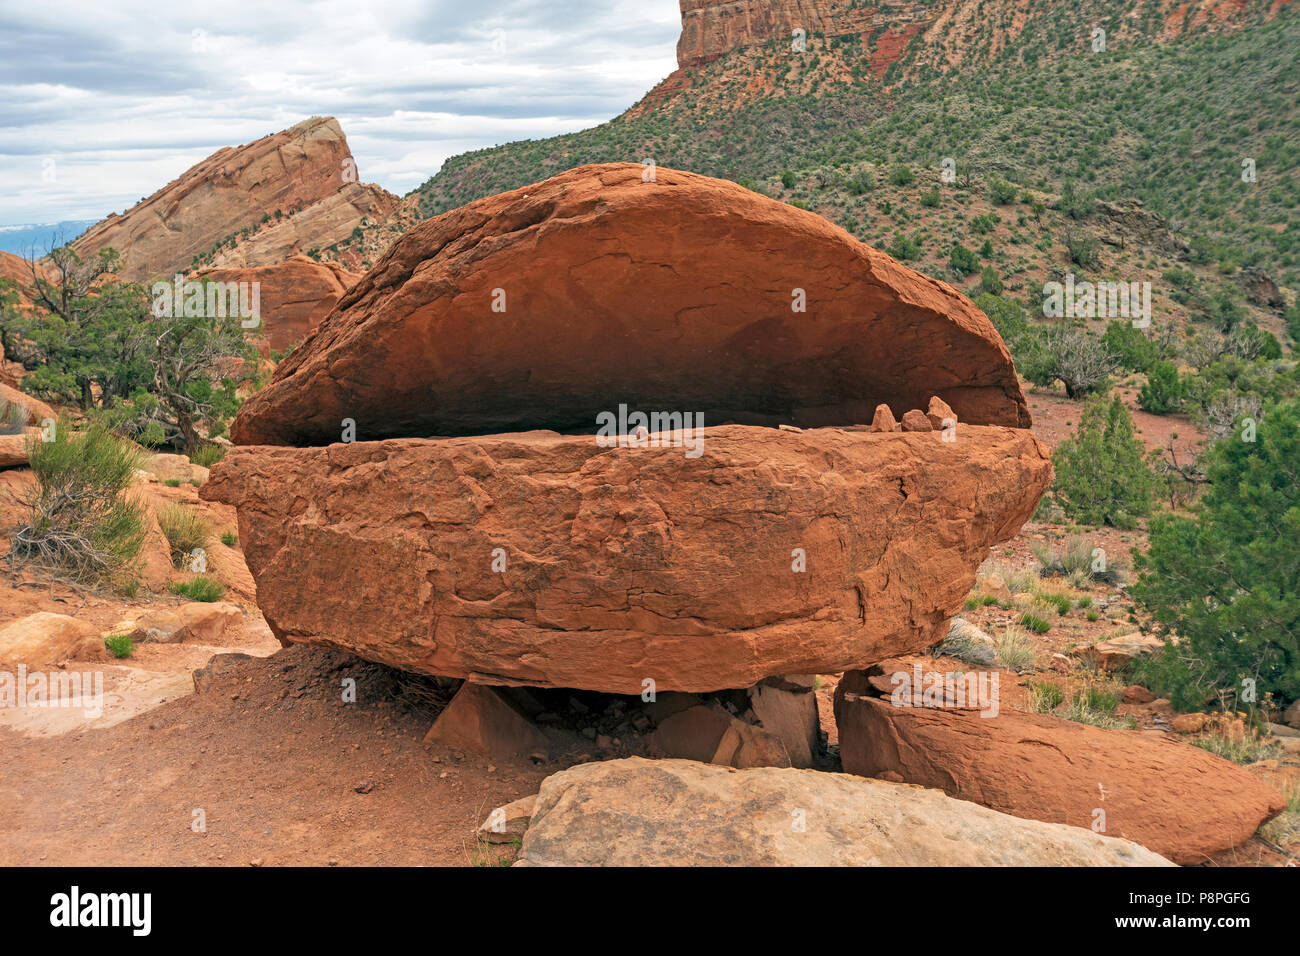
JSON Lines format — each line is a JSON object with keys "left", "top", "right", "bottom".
{"left": 204, "top": 425, "right": 1050, "bottom": 692}
{"left": 198, "top": 256, "right": 360, "bottom": 352}
{"left": 210, "top": 163, "right": 1049, "bottom": 694}
{"left": 833, "top": 668, "right": 1287, "bottom": 865}
{"left": 230, "top": 163, "right": 1030, "bottom": 446}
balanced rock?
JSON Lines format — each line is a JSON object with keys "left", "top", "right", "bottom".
{"left": 514, "top": 758, "right": 1172, "bottom": 866}
{"left": 834, "top": 670, "right": 1286, "bottom": 865}
{"left": 207, "top": 164, "right": 1049, "bottom": 694}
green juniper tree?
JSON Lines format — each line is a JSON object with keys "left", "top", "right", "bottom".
{"left": 1132, "top": 399, "right": 1300, "bottom": 710}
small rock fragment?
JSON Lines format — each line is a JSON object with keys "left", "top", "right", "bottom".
{"left": 901, "top": 409, "right": 932, "bottom": 432}
{"left": 870, "top": 404, "right": 897, "bottom": 433}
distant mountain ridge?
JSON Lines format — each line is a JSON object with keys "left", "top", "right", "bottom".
{"left": 0, "top": 221, "right": 96, "bottom": 257}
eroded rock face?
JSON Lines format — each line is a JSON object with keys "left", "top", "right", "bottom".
{"left": 231, "top": 163, "right": 1031, "bottom": 447}
{"left": 675, "top": 0, "right": 937, "bottom": 69}
{"left": 204, "top": 425, "right": 1050, "bottom": 693}
{"left": 197, "top": 256, "right": 360, "bottom": 352}
{"left": 833, "top": 669, "right": 1287, "bottom": 866}
{"left": 69, "top": 117, "right": 398, "bottom": 282}
{"left": 515, "top": 758, "right": 1173, "bottom": 866}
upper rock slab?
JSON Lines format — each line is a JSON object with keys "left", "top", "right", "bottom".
{"left": 231, "top": 162, "right": 1030, "bottom": 447}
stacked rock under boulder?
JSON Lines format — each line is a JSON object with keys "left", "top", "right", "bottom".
{"left": 834, "top": 663, "right": 1286, "bottom": 864}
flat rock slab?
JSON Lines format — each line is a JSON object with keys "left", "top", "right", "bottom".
{"left": 834, "top": 670, "right": 1287, "bottom": 865}
{"left": 514, "top": 757, "right": 1173, "bottom": 866}
{"left": 204, "top": 424, "right": 1051, "bottom": 693}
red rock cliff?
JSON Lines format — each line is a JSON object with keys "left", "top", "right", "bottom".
{"left": 676, "top": 0, "right": 936, "bottom": 68}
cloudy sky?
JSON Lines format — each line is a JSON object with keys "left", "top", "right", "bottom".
{"left": 0, "top": 0, "right": 681, "bottom": 226}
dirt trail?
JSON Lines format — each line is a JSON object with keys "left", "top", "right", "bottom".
{"left": 0, "top": 645, "right": 550, "bottom": 867}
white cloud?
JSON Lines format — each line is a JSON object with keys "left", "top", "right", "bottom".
{"left": 0, "top": 0, "right": 680, "bottom": 224}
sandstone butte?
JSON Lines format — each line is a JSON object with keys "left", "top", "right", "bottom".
{"left": 205, "top": 162, "right": 1053, "bottom": 694}
{"left": 197, "top": 256, "right": 361, "bottom": 354}
{"left": 69, "top": 116, "right": 399, "bottom": 283}
{"left": 834, "top": 668, "right": 1287, "bottom": 865}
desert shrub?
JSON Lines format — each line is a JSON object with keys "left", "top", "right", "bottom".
{"left": 1050, "top": 395, "right": 1155, "bottom": 527}
{"left": 104, "top": 633, "right": 134, "bottom": 659}
{"left": 156, "top": 504, "right": 212, "bottom": 569}
{"left": 1138, "top": 360, "right": 1184, "bottom": 414}
{"left": 1131, "top": 398, "right": 1300, "bottom": 710}
{"left": 220, "top": 531, "right": 237, "bottom": 547}
{"left": 1101, "top": 320, "right": 1158, "bottom": 373}
{"left": 920, "top": 189, "right": 940, "bottom": 207}
{"left": 1190, "top": 732, "right": 1280, "bottom": 765}
{"left": 1206, "top": 287, "right": 1245, "bottom": 332}
{"left": 190, "top": 443, "right": 226, "bottom": 468}
{"left": 979, "top": 561, "right": 1038, "bottom": 595}
{"left": 1063, "top": 232, "right": 1100, "bottom": 269}
{"left": 1019, "top": 613, "right": 1052, "bottom": 634}
{"left": 1026, "top": 680, "right": 1065, "bottom": 712}
{"left": 1, "top": 247, "right": 259, "bottom": 453}
{"left": 170, "top": 576, "right": 225, "bottom": 602}
{"left": 1060, "top": 685, "right": 1134, "bottom": 729}
{"left": 979, "top": 266, "right": 1003, "bottom": 295}
{"left": 1033, "top": 587, "right": 1073, "bottom": 615}
{"left": 988, "top": 178, "right": 1018, "bottom": 204}
{"left": 0, "top": 397, "right": 27, "bottom": 435}
{"left": 888, "top": 164, "right": 914, "bottom": 186}
{"left": 949, "top": 244, "right": 979, "bottom": 276}
{"left": 9, "top": 421, "right": 146, "bottom": 588}
{"left": 976, "top": 294, "right": 1055, "bottom": 386}
{"left": 887, "top": 232, "right": 921, "bottom": 261}
{"left": 1042, "top": 326, "right": 1118, "bottom": 399}
{"left": 998, "top": 626, "right": 1040, "bottom": 670}
{"left": 1030, "top": 535, "right": 1123, "bottom": 583}
{"left": 780, "top": 169, "right": 796, "bottom": 189}
{"left": 1225, "top": 323, "right": 1282, "bottom": 361}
